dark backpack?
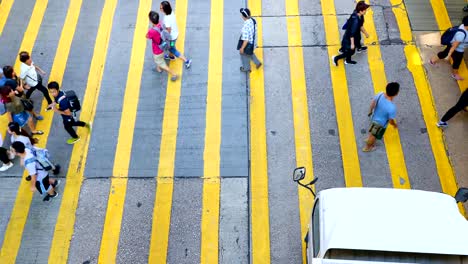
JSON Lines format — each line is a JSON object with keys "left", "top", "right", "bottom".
{"left": 441, "top": 26, "right": 466, "bottom": 45}
{"left": 58, "top": 90, "right": 81, "bottom": 113}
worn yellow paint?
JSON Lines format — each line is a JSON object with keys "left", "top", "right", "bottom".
{"left": 429, "top": 0, "right": 468, "bottom": 91}
{"left": 390, "top": 0, "right": 465, "bottom": 215}
{"left": 200, "top": 0, "right": 223, "bottom": 263}
{"left": 97, "top": 0, "right": 151, "bottom": 262}
{"left": 0, "top": 0, "right": 82, "bottom": 263}
{"left": 148, "top": 0, "right": 188, "bottom": 262}
{"left": 48, "top": 0, "right": 117, "bottom": 262}
{"left": 363, "top": 1, "right": 411, "bottom": 189}
{"left": 0, "top": 0, "right": 14, "bottom": 36}
{"left": 321, "top": 0, "right": 362, "bottom": 187}
{"left": 285, "top": 1, "right": 315, "bottom": 263}
{"left": 248, "top": 0, "right": 271, "bottom": 263}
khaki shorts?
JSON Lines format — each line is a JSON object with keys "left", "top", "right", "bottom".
{"left": 153, "top": 53, "right": 167, "bottom": 68}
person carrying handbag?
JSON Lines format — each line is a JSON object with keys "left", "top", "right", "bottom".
{"left": 238, "top": 8, "right": 262, "bottom": 73}
{"left": 363, "top": 82, "right": 399, "bottom": 152}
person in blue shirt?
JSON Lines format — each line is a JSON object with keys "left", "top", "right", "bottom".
{"left": 363, "top": 82, "right": 399, "bottom": 152}
{"left": 47, "top": 81, "right": 90, "bottom": 144}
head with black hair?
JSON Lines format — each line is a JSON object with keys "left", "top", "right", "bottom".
{"left": 19, "top": 51, "right": 31, "bottom": 64}
{"left": 386, "top": 82, "right": 400, "bottom": 97}
{"left": 355, "top": 1, "right": 370, "bottom": 14}
{"left": 463, "top": 15, "right": 468, "bottom": 27}
{"left": 149, "top": 11, "right": 159, "bottom": 25}
{"left": 240, "top": 8, "right": 251, "bottom": 20}
{"left": 8, "top": 121, "right": 37, "bottom": 145}
{"left": 2, "top": 66, "right": 14, "bottom": 79}
{"left": 11, "top": 141, "right": 26, "bottom": 155}
{"left": 160, "top": 1, "right": 172, "bottom": 15}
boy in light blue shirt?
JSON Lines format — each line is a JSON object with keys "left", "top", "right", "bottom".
{"left": 430, "top": 16, "right": 468, "bottom": 80}
{"left": 363, "top": 82, "right": 399, "bottom": 152}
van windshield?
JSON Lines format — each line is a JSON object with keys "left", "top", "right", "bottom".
{"left": 325, "top": 249, "right": 466, "bottom": 263}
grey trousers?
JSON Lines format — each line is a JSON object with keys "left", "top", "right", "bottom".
{"left": 240, "top": 52, "right": 261, "bottom": 71}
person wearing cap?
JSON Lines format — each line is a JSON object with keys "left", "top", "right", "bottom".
{"left": 332, "top": 1, "right": 370, "bottom": 66}
{"left": 238, "top": 7, "right": 262, "bottom": 73}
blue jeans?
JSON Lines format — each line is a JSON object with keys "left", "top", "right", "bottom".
{"left": 169, "top": 39, "right": 181, "bottom": 58}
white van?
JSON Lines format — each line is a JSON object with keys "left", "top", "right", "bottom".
{"left": 293, "top": 167, "right": 468, "bottom": 264}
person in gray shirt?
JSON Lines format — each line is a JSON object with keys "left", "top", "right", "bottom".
{"left": 429, "top": 16, "right": 468, "bottom": 80}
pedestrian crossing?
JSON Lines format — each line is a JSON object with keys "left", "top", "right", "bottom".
{"left": 0, "top": 0, "right": 466, "bottom": 263}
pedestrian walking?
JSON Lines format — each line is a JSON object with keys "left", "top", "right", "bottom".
{"left": 238, "top": 8, "right": 262, "bottom": 73}
{"left": 332, "top": 1, "right": 370, "bottom": 66}
{"left": 11, "top": 141, "right": 60, "bottom": 201}
{"left": 363, "top": 82, "right": 400, "bottom": 152}
{"left": 8, "top": 121, "right": 37, "bottom": 148}
{"left": 18, "top": 51, "right": 53, "bottom": 110}
{"left": 3, "top": 65, "right": 43, "bottom": 120}
{"left": 436, "top": 89, "right": 468, "bottom": 128}
{"left": 429, "top": 16, "right": 468, "bottom": 80}
{"left": 0, "top": 85, "right": 44, "bottom": 135}
{"left": 147, "top": 11, "right": 178, "bottom": 81}
{"left": 0, "top": 133, "right": 14, "bottom": 172}
{"left": 160, "top": 1, "right": 192, "bottom": 68}
{"left": 47, "top": 81, "right": 90, "bottom": 144}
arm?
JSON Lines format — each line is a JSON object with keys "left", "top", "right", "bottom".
{"left": 34, "top": 65, "right": 46, "bottom": 75}
{"left": 360, "top": 26, "right": 369, "bottom": 38}
{"left": 367, "top": 98, "right": 376, "bottom": 116}
{"left": 30, "top": 174, "right": 37, "bottom": 192}
{"left": 445, "top": 42, "right": 460, "bottom": 60}
{"left": 350, "top": 37, "right": 355, "bottom": 50}
{"left": 165, "top": 26, "right": 172, "bottom": 34}
{"left": 6, "top": 111, "right": 12, "bottom": 123}
{"left": 240, "top": 40, "right": 249, "bottom": 54}
{"left": 389, "top": 119, "right": 398, "bottom": 128}
{"left": 53, "top": 106, "right": 72, "bottom": 116}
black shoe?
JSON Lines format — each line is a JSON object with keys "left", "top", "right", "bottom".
{"left": 357, "top": 46, "right": 368, "bottom": 53}
{"left": 52, "top": 179, "right": 61, "bottom": 189}
{"left": 52, "top": 164, "right": 61, "bottom": 175}
{"left": 345, "top": 60, "right": 357, "bottom": 65}
{"left": 50, "top": 191, "right": 59, "bottom": 199}
{"left": 332, "top": 56, "right": 338, "bottom": 66}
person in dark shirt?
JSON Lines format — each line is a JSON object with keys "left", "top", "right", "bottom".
{"left": 332, "top": 1, "right": 370, "bottom": 66}
{"left": 47, "top": 81, "right": 90, "bottom": 144}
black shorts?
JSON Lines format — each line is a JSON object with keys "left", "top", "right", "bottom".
{"left": 35, "top": 175, "right": 51, "bottom": 195}
{"left": 438, "top": 45, "right": 464, "bottom": 69}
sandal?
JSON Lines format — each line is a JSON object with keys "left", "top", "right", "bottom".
{"left": 362, "top": 146, "right": 376, "bottom": 152}
{"left": 32, "top": 130, "right": 44, "bottom": 135}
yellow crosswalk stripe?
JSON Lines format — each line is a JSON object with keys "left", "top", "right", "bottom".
{"left": 148, "top": 0, "right": 189, "bottom": 262}
{"left": 200, "top": 0, "right": 223, "bottom": 262}
{"left": 0, "top": 0, "right": 81, "bottom": 262}
{"left": 285, "top": 1, "right": 315, "bottom": 262}
{"left": 97, "top": 0, "right": 151, "bottom": 262}
{"left": 429, "top": 0, "right": 468, "bottom": 91}
{"left": 390, "top": 0, "right": 465, "bottom": 215}
{"left": 320, "top": 0, "right": 362, "bottom": 187}
{"left": 248, "top": 1, "right": 271, "bottom": 263}
{"left": 0, "top": 0, "right": 14, "bottom": 36}
{"left": 363, "top": 0, "right": 411, "bottom": 189}
{"left": 48, "top": 0, "right": 117, "bottom": 262}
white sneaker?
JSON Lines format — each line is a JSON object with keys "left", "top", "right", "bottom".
{"left": 0, "top": 162, "right": 14, "bottom": 172}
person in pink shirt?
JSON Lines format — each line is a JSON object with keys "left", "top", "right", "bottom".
{"left": 146, "top": 11, "right": 178, "bottom": 81}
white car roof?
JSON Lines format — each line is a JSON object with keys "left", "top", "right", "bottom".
{"left": 319, "top": 188, "right": 468, "bottom": 256}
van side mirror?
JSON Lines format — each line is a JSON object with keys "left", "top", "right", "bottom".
{"left": 293, "top": 167, "right": 318, "bottom": 197}
{"left": 455, "top": 188, "right": 468, "bottom": 203}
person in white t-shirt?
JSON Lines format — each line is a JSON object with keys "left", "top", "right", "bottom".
{"left": 11, "top": 141, "right": 60, "bottom": 201}
{"left": 160, "top": 1, "right": 192, "bottom": 69}
{"left": 18, "top": 51, "right": 53, "bottom": 110}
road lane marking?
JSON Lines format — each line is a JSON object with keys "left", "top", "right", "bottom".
{"left": 148, "top": 0, "right": 189, "bottom": 262}
{"left": 429, "top": 0, "right": 468, "bottom": 91}
{"left": 0, "top": 0, "right": 14, "bottom": 36}
{"left": 320, "top": 0, "right": 363, "bottom": 187}
{"left": 363, "top": 0, "right": 411, "bottom": 189}
{"left": 0, "top": 0, "right": 81, "bottom": 262}
{"left": 285, "top": 1, "right": 315, "bottom": 262}
{"left": 47, "top": 0, "right": 117, "bottom": 262}
{"left": 390, "top": 0, "right": 465, "bottom": 215}
{"left": 200, "top": 0, "right": 223, "bottom": 262}
{"left": 248, "top": 0, "right": 271, "bottom": 263}
{"left": 97, "top": 0, "right": 152, "bottom": 262}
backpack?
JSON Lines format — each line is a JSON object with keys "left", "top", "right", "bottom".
{"left": 441, "top": 26, "right": 467, "bottom": 45}
{"left": 24, "top": 146, "right": 54, "bottom": 171}
{"left": 58, "top": 90, "right": 81, "bottom": 113}
{"left": 154, "top": 25, "right": 171, "bottom": 51}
